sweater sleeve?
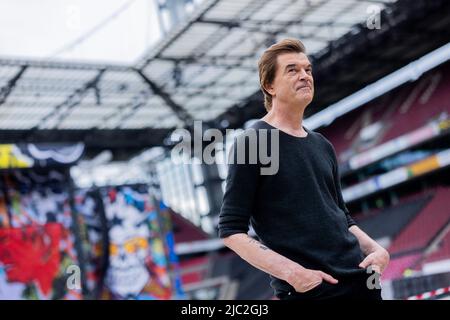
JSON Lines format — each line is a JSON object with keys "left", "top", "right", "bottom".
{"left": 218, "top": 133, "right": 261, "bottom": 238}
{"left": 334, "top": 163, "right": 356, "bottom": 228}
{"left": 324, "top": 136, "right": 356, "bottom": 228}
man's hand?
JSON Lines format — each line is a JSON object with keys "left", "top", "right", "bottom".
{"left": 287, "top": 267, "right": 338, "bottom": 293}
{"left": 359, "top": 247, "right": 390, "bottom": 274}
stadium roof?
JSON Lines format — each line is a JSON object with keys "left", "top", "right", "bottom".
{"left": 2, "top": 0, "right": 449, "bottom": 159}
{"left": 135, "top": 0, "right": 398, "bottom": 123}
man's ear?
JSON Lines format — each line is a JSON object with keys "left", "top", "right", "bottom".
{"left": 264, "top": 82, "right": 275, "bottom": 96}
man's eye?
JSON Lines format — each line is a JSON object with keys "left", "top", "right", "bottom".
{"left": 288, "top": 69, "right": 296, "bottom": 73}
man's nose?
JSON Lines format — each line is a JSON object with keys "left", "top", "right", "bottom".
{"left": 298, "top": 69, "right": 311, "bottom": 80}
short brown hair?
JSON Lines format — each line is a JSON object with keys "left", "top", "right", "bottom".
{"left": 258, "top": 38, "right": 306, "bottom": 111}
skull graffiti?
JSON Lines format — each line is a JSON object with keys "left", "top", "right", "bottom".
{"left": 105, "top": 190, "right": 151, "bottom": 298}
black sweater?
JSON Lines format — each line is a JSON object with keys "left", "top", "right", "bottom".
{"left": 218, "top": 120, "right": 365, "bottom": 294}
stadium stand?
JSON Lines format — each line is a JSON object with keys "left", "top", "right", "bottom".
{"left": 382, "top": 253, "right": 422, "bottom": 281}
{"left": 423, "top": 228, "right": 450, "bottom": 265}
{"left": 209, "top": 252, "right": 273, "bottom": 300}
{"left": 387, "top": 187, "right": 450, "bottom": 255}
{"left": 320, "top": 62, "right": 450, "bottom": 165}
{"left": 355, "top": 191, "right": 433, "bottom": 241}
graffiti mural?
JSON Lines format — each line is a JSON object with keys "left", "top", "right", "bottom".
{"left": 0, "top": 171, "right": 82, "bottom": 300}
{"left": 0, "top": 224, "right": 62, "bottom": 298}
{"left": 0, "top": 170, "right": 183, "bottom": 299}
{"left": 99, "top": 187, "right": 179, "bottom": 299}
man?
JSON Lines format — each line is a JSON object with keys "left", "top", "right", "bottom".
{"left": 218, "top": 39, "right": 389, "bottom": 300}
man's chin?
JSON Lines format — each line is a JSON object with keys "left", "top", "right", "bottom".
{"left": 298, "top": 95, "right": 313, "bottom": 106}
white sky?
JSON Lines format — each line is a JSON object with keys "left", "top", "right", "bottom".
{"left": 0, "top": 0, "right": 164, "bottom": 65}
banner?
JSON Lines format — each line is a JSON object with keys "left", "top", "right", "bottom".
{"left": 0, "top": 143, "right": 84, "bottom": 169}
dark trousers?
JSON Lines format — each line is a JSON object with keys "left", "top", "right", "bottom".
{"left": 277, "top": 273, "right": 383, "bottom": 301}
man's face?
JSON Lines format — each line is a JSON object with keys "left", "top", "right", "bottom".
{"left": 266, "top": 52, "right": 314, "bottom": 108}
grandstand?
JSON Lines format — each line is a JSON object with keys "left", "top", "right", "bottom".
{"left": 312, "top": 56, "right": 450, "bottom": 299}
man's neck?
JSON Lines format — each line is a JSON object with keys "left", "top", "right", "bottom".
{"left": 262, "top": 103, "right": 307, "bottom": 135}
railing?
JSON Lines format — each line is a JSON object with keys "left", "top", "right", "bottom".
{"left": 392, "top": 271, "right": 450, "bottom": 300}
